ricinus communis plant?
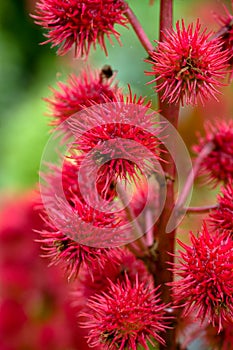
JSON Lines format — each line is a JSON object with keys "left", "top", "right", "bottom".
{"left": 31, "top": 1, "right": 233, "bottom": 349}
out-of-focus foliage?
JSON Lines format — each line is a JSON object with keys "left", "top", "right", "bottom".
{"left": 0, "top": 0, "right": 232, "bottom": 190}
{"left": 0, "top": 0, "right": 56, "bottom": 189}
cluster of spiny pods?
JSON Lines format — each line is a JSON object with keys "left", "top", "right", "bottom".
{"left": 29, "top": 0, "right": 233, "bottom": 349}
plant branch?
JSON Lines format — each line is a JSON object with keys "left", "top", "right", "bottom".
{"left": 117, "top": 183, "right": 148, "bottom": 253}
{"left": 159, "top": 0, "right": 173, "bottom": 39}
{"left": 145, "top": 209, "right": 154, "bottom": 247}
{"left": 185, "top": 204, "right": 218, "bottom": 214}
{"left": 211, "top": 19, "right": 233, "bottom": 40}
{"left": 125, "top": 242, "right": 145, "bottom": 258}
{"left": 175, "top": 141, "right": 214, "bottom": 212}
{"left": 155, "top": 1, "right": 178, "bottom": 349}
{"left": 156, "top": 0, "right": 178, "bottom": 295}
{"left": 124, "top": 4, "right": 154, "bottom": 54}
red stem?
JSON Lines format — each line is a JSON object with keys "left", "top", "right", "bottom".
{"left": 156, "top": 2, "right": 177, "bottom": 292}
{"left": 117, "top": 184, "right": 148, "bottom": 253}
{"left": 186, "top": 204, "right": 218, "bottom": 214}
{"left": 175, "top": 142, "right": 214, "bottom": 212}
{"left": 156, "top": 1, "right": 179, "bottom": 349}
{"left": 159, "top": 0, "right": 173, "bottom": 39}
{"left": 145, "top": 210, "right": 154, "bottom": 246}
{"left": 211, "top": 18, "right": 233, "bottom": 40}
{"left": 124, "top": 5, "right": 154, "bottom": 54}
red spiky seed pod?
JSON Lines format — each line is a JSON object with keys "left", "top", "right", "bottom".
{"left": 68, "top": 91, "right": 163, "bottom": 200}
{"left": 45, "top": 68, "right": 119, "bottom": 127}
{"left": 193, "top": 120, "right": 233, "bottom": 185}
{"left": 39, "top": 228, "right": 122, "bottom": 281}
{"left": 32, "top": 0, "right": 128, "bottom": 57}
{"left": 215, "top": 0, "right": 233, "bottom": 81}
{"left": 81, "top": 274, "right": 171, "bottom": 349}
{"left": 75, "top": 249, "right": 153, "bottom": 303}
{"left": 209, "top": 181, "right": 233, "bottom": 235}
{"left": 147, "top": 20, "right": 229, "bottom": 105}
{"left": 171, "top": 223, "right": 233, "bottom": 331}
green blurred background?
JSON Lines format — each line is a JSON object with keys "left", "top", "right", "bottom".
{"left": 0, "top": 0, "right": 232, "bottom": 193}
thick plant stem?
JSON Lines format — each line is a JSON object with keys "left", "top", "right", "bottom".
{"left": 159, "top": 0, "right": 173, "bottom": 38}
{"left": 155, "top": 1, "right": 178, "bottom": 349}
{"left": 155, "top": 106, "right": 179, "bottom": 350}
{"left": 124, "top": 5, "right": 154, "bottom": 54}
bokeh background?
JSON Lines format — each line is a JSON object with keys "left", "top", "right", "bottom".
{"left": 0, "top": 1, "right": 233, "bottom": 349}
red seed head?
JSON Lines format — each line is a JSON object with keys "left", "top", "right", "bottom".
{"left": 39, "top": 225, "right": 122, "bottom": 281}
{"left": 32, "top": 0, "right": 128, "bottom": 57}
{"left": 45, "top": 68, "right": 119, "bottom": 127}
{"left": 193, "top": 120, "right": 233, "bottom": 185}
{"left": 75, "top": 249, "right": 152, "bottom": 303}
{"left": 209, "top": 182, "right": 233, "bottom": 234}
{"left": 215, "top": 1, "right": 233, "bottom": 81}
{"left": 81, "top": 274, "right": 171, "bottom": 349}
{"left": 68, "top": 92, "right": 163, "bottom": 199}
{"left": 146, "top": 20, "right": 229, "bottom": 105}
{"left": 172, "top": 223, "right": 233, "bottom": 331}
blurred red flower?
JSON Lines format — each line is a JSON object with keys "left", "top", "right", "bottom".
{"left": 0, "top": 192, "right": 95, "bottom": 350}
